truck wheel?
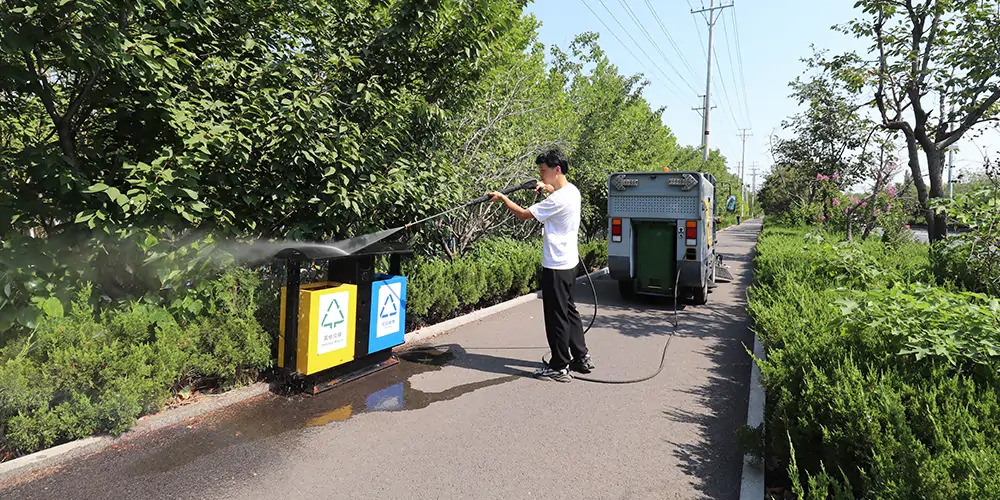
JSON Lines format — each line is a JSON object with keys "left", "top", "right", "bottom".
{"left": 708, "top": 258, "right": 718, "bottom": 289}
{"left": 691, "top": 280, "right": 708, "bottom": 305}
{"left": 618, "top": 279, "right": 636, "bottom": 299}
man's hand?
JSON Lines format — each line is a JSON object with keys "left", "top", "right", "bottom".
{"left": 535, "top": 182, "right": 555, "bottom": 194}
{"left": 488, "top": 191, "right": 533, "bottom": 221}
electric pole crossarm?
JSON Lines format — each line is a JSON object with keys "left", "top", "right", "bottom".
{"left": 690, "top": 1, "right": 734, "bottom": 14}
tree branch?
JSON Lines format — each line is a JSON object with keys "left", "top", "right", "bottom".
{"left": 66, "top": 69, "right": 101, "bottom": 132}
{"left": 940, "top": 88, "right": 1000, "bottom": 149}
{"left": 919, "top": 2, "right": 941, "bottom": 79}
{"left": 21, "top": 49, "right": 59, "bottom": 125}
{"left": 873, "top": 11, "right": 905, "bottom": 129}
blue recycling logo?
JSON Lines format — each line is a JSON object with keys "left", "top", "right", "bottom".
{"left": 379, "top": 294, "right": 398, "bottom": 318}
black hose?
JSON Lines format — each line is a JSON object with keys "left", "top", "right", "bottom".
{"left": 538, "top": 257, "right": 679, "bottom": 384}
{"left": 402, "top": 183, "right": 680, "bottom": 385}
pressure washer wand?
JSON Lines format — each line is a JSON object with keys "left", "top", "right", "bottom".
{"left": 403, "top": 179, "right": 539, "bottom": 229}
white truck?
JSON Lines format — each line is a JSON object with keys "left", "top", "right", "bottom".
{"left": 606, "top": 170, "right": 729, "bottom": 305}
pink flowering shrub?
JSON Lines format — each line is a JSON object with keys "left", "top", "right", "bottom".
{"left": 817, "top": 178, "right": 912, "bottom": 246}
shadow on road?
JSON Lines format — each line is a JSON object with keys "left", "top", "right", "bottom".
{"left": 661, "top": 228, "right": 757, "bottom": 500}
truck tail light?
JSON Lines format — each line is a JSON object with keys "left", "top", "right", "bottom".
{"left": 611, "top": 218, "right": 622, "bottom": 242}
{"left": 685, "top": 220, "right": 697, "bottom": 246}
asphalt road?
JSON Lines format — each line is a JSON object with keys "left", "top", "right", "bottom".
{"left": 0, "top": 220, "right": 762, "bottom": 500}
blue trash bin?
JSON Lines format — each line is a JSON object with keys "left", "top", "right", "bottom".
{"left": 368, "top": 274, "right": 407, "bottom": 354}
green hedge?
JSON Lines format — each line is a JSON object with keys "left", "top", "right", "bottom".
{"left": 404, "top": 237, "right": 607, "bottom": 328}
{"left": 0, "top": 268, "right": 271, "bottom": 456}
{"left": 749, "top": 226, "right": 1000, "bottom": 498}
{"left": 0, "top": 237, "right": 608, "bottom": 458}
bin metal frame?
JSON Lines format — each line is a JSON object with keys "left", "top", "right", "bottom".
{"left": 275, "top": 240, "right": 412, "bottom": 395}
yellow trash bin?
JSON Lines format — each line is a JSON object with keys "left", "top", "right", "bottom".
{"left": 278, "top": 281, "right": 357, "bottom": 375}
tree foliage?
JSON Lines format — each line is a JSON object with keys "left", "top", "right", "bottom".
{"left": 1, "top": 0, "right": 529, "bottom": 241}
{"left": 428, "top": 29, "right": 740, "bottom": 251}
{"left": 0, "top": 0, "right": 529, "bottom": 332}
{"left": 823, "top": 0, "right": 1000, "bottom": 242}
{"left": 758, "top": 57, "right": 889, "bottom": 219}
{"left": 0, "top": 1, "right": 740, "bottom": 337}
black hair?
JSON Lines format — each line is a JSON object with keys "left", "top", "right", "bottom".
{"left": 535, "top": 149, "right": 570, "bottom": 175}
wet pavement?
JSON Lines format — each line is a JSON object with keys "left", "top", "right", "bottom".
{"left": 0, "top": 220, "right": 762, "bottom": 500}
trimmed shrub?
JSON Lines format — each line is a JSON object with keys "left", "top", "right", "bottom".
{"left": 403, "top": 236, "right": 608, "bottom": 329}
{"left": 749, "top": 226, "right": 1000, "bottom": 498}
{"left": 0, "top": 268, "right": 271, "bottom": 456}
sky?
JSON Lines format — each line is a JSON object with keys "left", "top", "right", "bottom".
{"left": 523, "top": 0, "right": 998, "bottom": 191}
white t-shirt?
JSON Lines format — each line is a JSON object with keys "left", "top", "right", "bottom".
{"left": 528, "top": 183, "right": 582, "bottom": 270}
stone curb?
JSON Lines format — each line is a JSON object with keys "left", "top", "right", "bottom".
{"left": 738, "top": 219, "right": 765, "bottom": 500}
{"left": 0, "top": 266, "right": 611, "bottom": 486}
{"left": 739, "top": 330, "right": 766, "bottom": 499}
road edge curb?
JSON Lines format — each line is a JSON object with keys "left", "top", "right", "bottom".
{"left": 738, "top": 330, "right": 766, "bottom": 500}
{"left": 739, "top": 222, "right": 766, "bottom": 500}
{"left": 0, "top": 266, "right": 611, "bottom": 486}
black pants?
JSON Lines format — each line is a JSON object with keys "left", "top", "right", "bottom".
{"left": 542, "top": 267, "right": 588, "bottom": 370}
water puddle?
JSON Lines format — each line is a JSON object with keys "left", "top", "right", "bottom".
{"left": 124, "top": 344, "right": 528, "bottom": 477}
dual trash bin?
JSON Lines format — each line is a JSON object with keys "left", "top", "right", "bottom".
{"left": 274, "top": 241, "right": 410, "bottom": 379}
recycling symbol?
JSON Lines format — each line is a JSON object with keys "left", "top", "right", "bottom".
{"left": 379, "top": 294, "right": 398, "bottom": 319}
{"left": 321, "top": 298, "right": 345, "bottom": 329}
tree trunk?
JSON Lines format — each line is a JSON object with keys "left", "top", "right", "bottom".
{"left": 900, "top": 132, "right": 934, "bottom": 240}
{"left": 925, "top": 147, "right": 947, "bottom": 242}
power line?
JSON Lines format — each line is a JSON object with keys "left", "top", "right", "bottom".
{"left": 590, "top": 0, "right": 688, "bottom": 97}
{"left": 578, "top": 0, "right": 684, "bottom": 100}
{"left": 730, "top": 7, "right": 752, "bottom": 129}
{"left": 617, "top": 0, "right": 699, "bottom": 94}
{"left": 644, "top": 0, "right": 700, "bottom": 84}
{"left": 686, "top": 0, "right": 708, "bottom": 58}
{"left": 713, "top": 43, "right": 742, "bottom": 130}
{"left": 720, "top": 8, "right": 748, "bottom": 127}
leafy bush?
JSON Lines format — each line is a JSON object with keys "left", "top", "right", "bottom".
{"left": 403, "top": 237, "right": 608, "bottom": 329}
{"left": 580, "top": 240, "right": 608, "bottom": 272}
{"left": 0, "top": 235, "right": 609, "bottom": 457}
{"left": 773, "top": 200, "right": 822, "bottom": 227}
{"left": 0, "top": 268, "right": 271, "bottom": 456}
{"left": 928, "top": 182, "right": 1000, "bottom": 296}
{"left": 749, "top": 226, "right": 1000, "bottom": 498}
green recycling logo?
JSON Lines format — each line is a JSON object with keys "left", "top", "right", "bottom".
{"left": 320, "top": 298, "right": 345, "bottom": 329}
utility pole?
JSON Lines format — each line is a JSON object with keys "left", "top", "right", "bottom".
{"left": 692, "top": 0, "right": 734, "bottom": 163}
{"left": 750, "top": 162, "right": 758, "bottom": 214}
{"left": 736, "top": 128, "right": 751, "bottom": 217}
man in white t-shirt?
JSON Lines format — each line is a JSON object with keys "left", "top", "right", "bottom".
{"left": 487, "top": 149, "right": 594, "bottom": 382}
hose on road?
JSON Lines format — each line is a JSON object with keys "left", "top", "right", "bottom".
{"left": 538, "top": 258, "right": 680, "bottom": 384}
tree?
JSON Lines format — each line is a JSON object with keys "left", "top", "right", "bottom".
{"left": 0, "top": 0, "right": 527, "bottom": 330}
{"left": 829, "top": 0, "right": 1000, "bottom": 242}
{"left": 758, "top": 61, "right": 883, "bottom": 219}
{"left": 0, "top": 0, "right": 528, "bottom": 242}
{"left": 430, "top": 14, "right": 573, "bottom": 257}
